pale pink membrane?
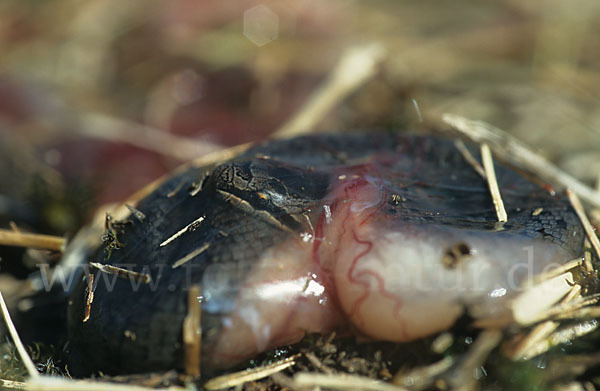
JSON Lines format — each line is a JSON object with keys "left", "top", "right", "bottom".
{"left": 206, "top": 171, "right": 573, "bottom": 367}
{"left": 322, "top": 173, "right": 574, "bottom": 342}
{"left": 206, "top": 235, "right": 345, "bottom": 368}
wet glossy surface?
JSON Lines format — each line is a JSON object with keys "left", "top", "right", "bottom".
{"left": 66, "top": 132, "right": 584, "bottom": 375}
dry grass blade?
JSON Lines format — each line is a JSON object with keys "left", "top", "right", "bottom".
{"left": 481, "top": 143, "right": 508, "bottom": 223}
{"left": 124, "top": 204, "right": 146, "bottom": 222}
{"left": 539, "top": 293, "right": 600, "bottom": 321}
{"left": 183, "top": 285, "right": 202, "bottom": 377}
{"left": 505, "top": 283, "right": 582, "bottom": 360}
{"left": 511, "top": 272, "right": 574, "bottom": 326}
{"left": 411, "top": 99, "right": 423, "bottom": 123}
{"left": 275, "top": 43, "right": 386, "bottom": 138}
{"left": 203, "top": 355, "right": 299, "bottom": 390}
{"left": 172, "top": 243, "right": 210, "bottom": 269}
{"left": 270, "top": 372, "right": 296, "bottom": 389}
{"left": 293, "top": 372, "right": 409, "bottom": 391}
{"left": 441, "top": 330, "right": 502, "bottom": 390}
{"left": 563, "top": 284, "right": 583, "bottom": 303}
{"left": 555, "top": 306, "right": 600, "bottom": 320}
{"left": 503, "top": 255, "right": 600, "bottom": 361}
{"left": 567, "top": 189, "right": 600, "bottom": 273}
{"left": 454, "top": 139, "right": 485, "bottom": 178}
{"left": 78, "top": 112, "right": 221, "bottom": 162}
{"left": 82, "top": 273, "right": 94, "bottom": 323}
{"left": 505, "top": 321, "right": 560, "bottom": 361}
{"left": 393, "top": 357, "right": 454, "bottom": 390}
{"left": 0, "top": 378, "right": 27, "bottom": 389}
{"left": 441, "top": 114, "right": 600, "bottom": 208}
{"left": 473, "top": 272, "right": 577, "bottom": 329}
{"left": 584, "top": 238, "right": 595, "bottom": 275}
{"left": 23, "top": 377, "right": 186, "bottom": 391}
{"left": 431, "top": 332, "right": 453, "bottom": 354}
{"left": 159, "top": 216, "right": 205, "bottom": 247}
{"left": 531, "top": 258, "right": 583, "bottom": 285}
{"left": 304, "top": 351, "right": 336, "bottom": 375}
{"left": 545, "top": 353, "right": 600, "bottom": 388}
{"left": 187, "top": 143, "right": 252, "bottom": 169}
{"left": 516, "top": 320, "right": 599, "bottom": 360}
{"left": 0, "top": 292, "right": 39, "bottom": 378}
{"left": 90, "top": 262, "right": 151, "bottom": 284}
{"left": 551, "top": 382, "right": 590, "bottom": 391}
{"left": 0, "top": 229, "right": 65, "bottom": 252}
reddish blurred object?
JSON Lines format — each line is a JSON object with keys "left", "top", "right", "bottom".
{"left": 0, "top": 76, "right": 169, "bottom": 208}
{"left": 155, "top": 0, "right": 343, "bottom": 41}
{"left": 167, "top": 67, "right": 321, "bottom": 145}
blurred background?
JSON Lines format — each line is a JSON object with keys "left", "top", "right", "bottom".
{"left": 1, "top": 0, "right": 600, "bottom": 281}
{"left": 0, "top": 0, "right": 600, "bottom": 385}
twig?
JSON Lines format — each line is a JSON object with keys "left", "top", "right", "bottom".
{"left": 567, "top": 189, "right": 600, "bottom": 273}
{"left": 0, "top": 229, "right": 65, "bottom": 252}
{"left": 275, "top": 43, "right": 386, "bottom": 138}
{"left": 442, "top": 114, "right": 600, "bottom": 208}
{"left": 481, "top": 143, "right": 508, "bottom": 224}
{"left": 0, "top": 292, "right": 39, "bottom": 378}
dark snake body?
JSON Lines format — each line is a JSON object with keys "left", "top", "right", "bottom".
{"left": 66, "top": 132, "right": 584, "bottom": 375}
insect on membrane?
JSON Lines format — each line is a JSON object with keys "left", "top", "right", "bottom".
{"left": 66, "top": 132, "right": 584, "bottom": 375}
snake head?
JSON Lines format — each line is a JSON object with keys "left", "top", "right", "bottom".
{"left": 208, "top": 159, "right": 330, "bottom": 215}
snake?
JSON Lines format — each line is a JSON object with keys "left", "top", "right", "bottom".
{"left": 65, "top": 131, "right": 585, "bottom": 376}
